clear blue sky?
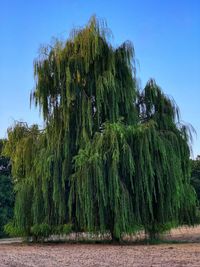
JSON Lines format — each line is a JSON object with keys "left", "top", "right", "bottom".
{"left": 0, "top": 0, "right": 199, "bottom": 157}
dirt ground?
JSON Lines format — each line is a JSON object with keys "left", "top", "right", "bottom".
{"left": 1, "top": 226, "right": 200, "bottom": 267}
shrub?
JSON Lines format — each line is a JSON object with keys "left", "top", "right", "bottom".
{"left": 31, "top": 223, "right": 51, "bottom": 240}
{"left": 62, "top": 224, "right": 73, "bottom": 235}
{"left": 4, "top": 221, "right": 24, "bottom": 237}
{"left": 52, "top": 223, "right": 73, "bottom": 235}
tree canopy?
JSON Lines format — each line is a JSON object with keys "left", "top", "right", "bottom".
{"left": 4, "top": 17, "right": 197, "bottom": 240}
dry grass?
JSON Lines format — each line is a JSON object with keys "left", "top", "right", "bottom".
{"left": 1, "top": 226, "right": 200, "bottom": 267}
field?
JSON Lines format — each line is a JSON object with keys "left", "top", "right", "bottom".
{"left": 1, "top": 226, "right": 200, "bottom": 267}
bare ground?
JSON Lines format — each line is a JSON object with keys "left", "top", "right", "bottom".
{"left": 1, "top": 226, "right": 200, "bottom": 267}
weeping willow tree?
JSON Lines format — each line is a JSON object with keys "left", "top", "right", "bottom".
{"left": 4, "top": 17, "right": 197, "bottom": 240}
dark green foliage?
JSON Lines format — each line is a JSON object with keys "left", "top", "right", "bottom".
{"left": 0, "top": 140, "right": 14, "bottom": 238}
{"left": 191, "top": 157, "right": 200, "bottom": 201}
{"left": 4, "top": 17, "right": 197, "bottom": 240}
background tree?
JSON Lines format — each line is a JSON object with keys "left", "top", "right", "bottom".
{"left": 4, "top": 17, "right": 197, "bottom": 241}
{"left": 0, "top": 140, "right": 14, "bottom": 238}
{"left": 191, "top": 157, "right": 200, "bottom": 202}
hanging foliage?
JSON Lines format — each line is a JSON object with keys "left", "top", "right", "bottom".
{"left": 4, "top": 16, "right": 197, "bottom": 240}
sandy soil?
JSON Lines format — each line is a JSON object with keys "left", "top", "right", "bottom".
{"left": 1, "top": 226, "right": 200, "bottom": 267}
